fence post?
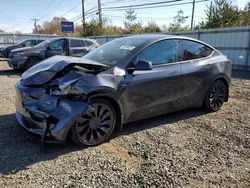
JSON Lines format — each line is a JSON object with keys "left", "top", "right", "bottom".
{"left": 106, "top": 36, "right": 108, "bottom": 42}
{"left": 198, "top": 31, "right": 201, "bottom": 40}
{"left": 245, "top": 29, "right": 250, "bottom": 70}
{"left": 12, "top": 32, "right": 15, "bottom": 44}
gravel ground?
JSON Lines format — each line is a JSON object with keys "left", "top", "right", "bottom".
{"left": 0, "top": 61, "right": 250, "bottom": 188}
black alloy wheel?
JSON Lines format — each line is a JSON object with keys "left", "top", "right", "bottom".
{"left": 72, "top": 99, "right": 116, "bottom": 146}
{"left": 205, "top": 80, "right": 227, "bottom": 111}
{"left": 25, "top": 57, "right": 40, "bottom": 70}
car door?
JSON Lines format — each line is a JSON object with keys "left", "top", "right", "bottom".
{"left": 122, "top": 39, "right": 185, "bottom": 122}
{"left": 45, "top": 39, "right": 66, "bottom": 58}
{"left": 69, "top": 39, "right": 87, "bottom": 57}
{"left": 179, "top": 39, "right": 214, "bottom": 107}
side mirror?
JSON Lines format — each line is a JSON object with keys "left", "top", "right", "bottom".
{"left": 46, "top": 46, "right": 51, "bottom": 50}
{"left": 22, "top": 44, "right": 26, "bottom": 47}
{"left": 135, "top": 60, "right": 153, "bottom": 71}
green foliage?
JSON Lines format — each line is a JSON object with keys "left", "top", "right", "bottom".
{"left": 168, "top": 10, "right": 188, "bottom": 32}
{"left": 123, "top": 8, "right": 143, "bottom": 34}
{"left": 84, "top": 18, "right": 104, "bottom": 36}
{"left": 199, "top": 0, "right": 250, "bottom": 29}
{"left": 144, "top": 21, "right": 161, "bottom": 33}
{"left": 35, "top": 17, "right": 68, "bottom": 35}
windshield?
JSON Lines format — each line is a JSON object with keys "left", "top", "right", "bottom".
{"left": 82, "top": 37, "right": 146, "bottom": 66}
{"left": 34, "top": 38, "right": 56, "bottom": 48}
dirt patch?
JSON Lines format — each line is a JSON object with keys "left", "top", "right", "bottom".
{"left": 99, "top": 141, "right": 140, "bottom": 173}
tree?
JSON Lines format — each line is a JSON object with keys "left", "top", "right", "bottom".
{"left": 0, "top": 29, "right": 4, "bottom": 33}
{"left": 35, "top": 17, "right": 68, "bottom": 35}
{"left": 123, "top": 8, "right": 143, "bottom": 34}
{"left": 238, "top": 2, "right": 250, "bottom": 26}
{"left": 168, "top": 10, "right": 188, "bottom": 32}
{"left": 144, "top": 21, "right": 161, "bottom": 33}
{"left": 199, "top": 0, "right": 240, "bottom": 29}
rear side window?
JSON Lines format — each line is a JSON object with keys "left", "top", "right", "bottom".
{"left": 85, "top": 40, "right": 94, "bottom": 46}
{"left": 37, "top": 40, "right": 44, "bottom": 44}
{"left": 70, "top": 39, "right": 85, "bottom": 47}
{"left": 180, "top": 40, "right": 213, "bottom": 61}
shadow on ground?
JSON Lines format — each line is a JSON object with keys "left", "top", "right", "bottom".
{"left": 0, "top": 69, "right": 22, "bottom": 77}
{"left": 0, "top": 108, "right": 208, "bottom": 175}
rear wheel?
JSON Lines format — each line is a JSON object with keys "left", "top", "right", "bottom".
{"left": 25, "top": 57, "right": 41, "bottom": 70}
{"left": 204, "top": 80, "right": 227, "bottom": 111}
{"left": 71, "top": 99, "right": 116, "bottom": 146}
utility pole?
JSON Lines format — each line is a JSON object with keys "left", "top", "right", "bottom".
{"left": 82, "top": 0, "right": 85, "bottom": 34}
{"left": 191, "top": 0, "right": 195, "bottom": 30}
{"left": 98, "top": 0, "right": 102, "bottom": 27}
{"left": 31, "top": 18, "right": 39, "bottom": 33}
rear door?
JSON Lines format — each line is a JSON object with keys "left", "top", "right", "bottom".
{"left": 122, "top": 39, "right": 185, "bottom": 122}
{"left": 45, "top": 39, "right": 66, "bottom": 58}
{"left": 179, "top": 39, "right": 214, "bottom": 107}
{"left": 69, "top": 39, "right": 87, "bottom": 57}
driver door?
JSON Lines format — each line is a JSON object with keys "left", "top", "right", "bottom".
{"left": 121, "top": 39, "right": 184, "bottom": 122}
{"left": 45, "top": 39, "right": 66, "bottom": 58}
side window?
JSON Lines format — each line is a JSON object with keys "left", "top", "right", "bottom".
{"left": 137, "top": 40, "right": 178, "bottom": 66}
{"left": 70, "top": 39, "right": 84, "bottom": 47}
{"left": 85, "top": 40, "right": 94, "bottom": 46}
{"left": 31, "top": 40, "right": 36, "bottom": 46}
{"left": 181, "top": 40, "right": 213, "bottom": 61}
{"left": 37, "top": 40, "right": 44, "bottom": 44}
{"left": 23, "top": 40, "right": 32, "bottom": 47}
{"left": 50, "top": 39, "right": 64, "bottom": 50}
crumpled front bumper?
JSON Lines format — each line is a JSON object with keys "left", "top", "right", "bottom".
{"left": 15, "top": 81, "right": 90, "bottom": 142}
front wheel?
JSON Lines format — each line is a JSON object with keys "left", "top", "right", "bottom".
{"left": 25, "top": 57, "right": 41, "bottom": 70}
{"left": 71, "top": 99, "right": 116, "bottom": 146}
{"left": 204, "top": 80, "right": 227, "bottom": 111}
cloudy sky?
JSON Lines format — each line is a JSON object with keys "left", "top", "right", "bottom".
{"left": 0, "top": 0, "right": 248, "bottom": 33}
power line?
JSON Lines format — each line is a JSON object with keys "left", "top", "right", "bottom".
{"left": 102, "top": 0, "right": 184, "bottom": 9}
{"left": 17, "top": 0, "right": 56, "bottom": 31}
{"left": 61, "top": 1, "right": 82, "bottom": 17}
{"left": 39, "top": 0, "right": 66, "bottom": 20}
{"left": 102, "top": 0, "right": 210, "bottom": 11}
{"left": 35, "top": 0, "right": 56, "bottom": 17}
{"left": 71, "top": 9, "right": 98, "bottom": 22}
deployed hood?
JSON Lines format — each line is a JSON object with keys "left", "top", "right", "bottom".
{"left": 11, "top": 46, "right": 33, "bottom": 52}
{"left": 21, "top": 55, "right": 109, "bottom": 86}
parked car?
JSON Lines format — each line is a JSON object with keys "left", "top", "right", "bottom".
{"left": 8, "top": 37, "right": 99, "bottom": 70}
{"left": 0, "top": 39, "right": 44, "bottom": 58}
{"left": 15, "top": 35, "right": 232, "bottom": 146}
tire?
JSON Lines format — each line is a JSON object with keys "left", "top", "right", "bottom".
{"left": 71, "top": 99, "right": 116, "bottom": 146}
{"left": 25, "top": 57, "right": 41, "bottom": 70}
{"left": 204, "top": 80, "right": 227, "bottom": 111}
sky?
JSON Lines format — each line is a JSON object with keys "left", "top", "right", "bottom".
{"left": 0, "top": 0, "right": 248, "bottom": 33}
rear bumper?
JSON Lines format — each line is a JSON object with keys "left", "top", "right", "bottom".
{"left": 15, "top": 81, "right": 90, "bottom": 142}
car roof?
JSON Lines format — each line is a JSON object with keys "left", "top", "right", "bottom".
{"left": 119, "top": 34, "right": 198, "bottom": 42}
{"left": 118, "top": 34, "right": 216, "bottom": 50}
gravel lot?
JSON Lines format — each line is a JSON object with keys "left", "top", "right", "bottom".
{"left": 0, "top": 61, "right": 249, "bottom": 188}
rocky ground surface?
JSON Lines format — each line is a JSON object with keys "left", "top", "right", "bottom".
{"left": 0, "top": 61, "right": 249, "bottom": 188}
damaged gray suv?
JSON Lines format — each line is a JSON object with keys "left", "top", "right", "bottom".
{"left": 15, "top": 35, "right": 232, "bottom": 146}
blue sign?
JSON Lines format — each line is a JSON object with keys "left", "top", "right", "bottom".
{"left": 61, "top": 21, "right": 74, "bottom": 33}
